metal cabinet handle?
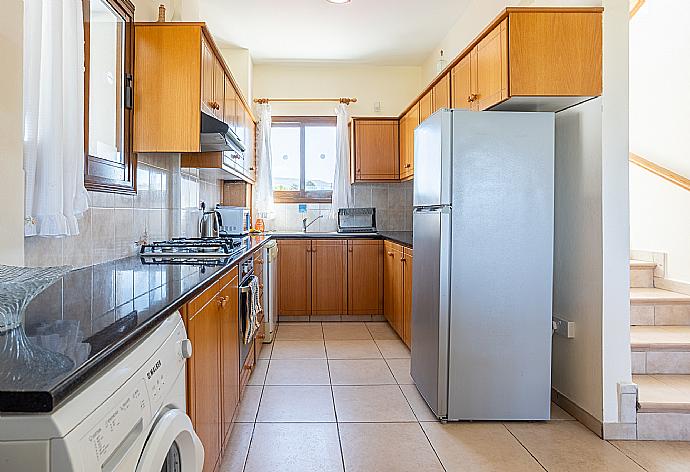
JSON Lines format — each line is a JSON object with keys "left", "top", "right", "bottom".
{"left": 387, "top": 252, "right": 394, "bottom": 256}
{"left": 405, "top": 164, "right": 411, "bottom": 168}
{"left": 467, "top": 93, "right": 478, "bottom": 103}
{"left": 217, "top": 296, "right": 228, "bottom": 308}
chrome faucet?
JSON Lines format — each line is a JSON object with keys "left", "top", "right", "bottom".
{"left": 302, "top": 215, "right": 323, "bottom": 232}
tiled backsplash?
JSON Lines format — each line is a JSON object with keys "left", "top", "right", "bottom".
{"left": 265, "top": 181, "right": 413, "bottom": 232}
{"left": 24, "top": 154, "right": 222, "bottom": 268}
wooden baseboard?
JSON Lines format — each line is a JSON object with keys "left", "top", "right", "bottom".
{"left": 551, "top": 388, "right": 603, "bottom": 437}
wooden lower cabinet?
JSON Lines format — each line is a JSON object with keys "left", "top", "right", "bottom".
{"left": 347, "top": 240, "right": 383, "bottom": 316}
{"left": 277, "top": 240, "right": 312, "bottom": 316}
{"left": 383, "top": 241, "right": 404, "bottom": 336}
{"left": 186, "top": 265, "right": 240, "bottom": 472}
{"left": 311, "top": 240, "right": 347, "bottom": 316}
{"left": 384, "top": 241, "right": 414, "bottom": 346}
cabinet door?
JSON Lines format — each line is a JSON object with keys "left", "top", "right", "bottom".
{"left": 219, "top": 267, "right": 239, "bottom": 447}
{"left": 201, "top": 38, "right": 215, "bottom": 115}
{"left": 451, "top": 54, "right": 472, "bottom": 110}
{"left": 402, "top": 248, "right": 413, "bottom": 347}
{"left": 277, "top": 240, "right": 312, "bottom": 316}
{"left": 400, "top": 104, "right": 418, "bottom": 179}
{"left": 432, "top": 73, "right": 451, "bottom": 112}
{"left": 312, "top": 240, "right": 347, "bottom": 316}
{"left": 474, "top": 19, "right": 508, "bottom": 110}
{"left": 347, "top": 240, "right": 383, "bottom": 316}
{"left": 419, "top": 91, "right": 433, "bottom": 123}
{"left": 223, "top": 75, "right": 236, "bottom": 129}
{"left": 188, "top": 296, "right": 221, "bottom": 472}
{"left": 242, "top": 109, "right": 253, "bottom": 176}
{"left": 354, "top": 120, "right": 399, "bottom": 181}
{"left": 247, "top": 118, "right": 256, "bottom": 181}
{"left": 384, "top": 242, "right": 403, "bottom": 336}
{"left": 213, "top": 59, "right": 225, "bottom": 120}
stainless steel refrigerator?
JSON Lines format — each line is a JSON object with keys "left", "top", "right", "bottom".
{"left": 410, "top": 109, "right": 554, "bottom": 421}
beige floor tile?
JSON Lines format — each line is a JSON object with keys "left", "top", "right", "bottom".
{"left": 257, "top": 385, "right": 335, "bottom": 422}
{"left": 325, "top": 340, "right": 382, "bottom": 359}
{"left": 235, "top": 385, "right": 263, "bottom": 422}
{"left": 375, "top": 339, "right": 411, "bottom": 358}
{"left": 329, "top": 359, "right": 396, "bottom": 385}
{"left": 421, "top": 422, "right": 543, "bottom": 471}
{"left": 257, "top": 341, "right": 272, "bottom": 359}
{"left": 550, "top": 402, "right": 575, "bottom": 420}
{"left": 366, "top": 321, "right": 400, "bottom": 340}
{"left": 248, "top": 359, "right": 268, "bottom": 385}
{"left": 332, "top": 385, "right": 416, "bottom": 422}
{"left": 611, "top": 440, "right": 690, "bottom": 472}
{"left": 506, "top": 421, "right": 645, "bottom": 471}
{"left": 276, "top": 322, "right": 324, "bottom": 341}
{"left": 244, "top": 423, "right": 343, "bottom": 472}
{"left": 271, "top": 340, "right": 326, "bottom": 359}
{"left": 322, "top": 322, "right": 372, "bottom": 340}
{"left": 218, "top": 423, "right": 253, "bottom": 472}
{"left": 386, "top": 358, "right": 414, "bottom": 384}
{"left": 339, "top": 422, "right": 444, "bottom": 472}
{"left": 265, "top": 359, "right": 331, "bottom": 385}
{"left": 400, "top": 384, "right": 437, "bottom": 421}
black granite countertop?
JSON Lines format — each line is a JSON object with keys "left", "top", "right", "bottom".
{"left": 0, "top": 231, "right": 411, "bottom": 413}
{"left": 0, "top": 235, "right": 271, "bottom": 413}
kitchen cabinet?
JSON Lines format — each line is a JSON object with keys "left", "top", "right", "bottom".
{"left": 383, "top": 241, "right": 413, "bottom": 346}
{"left": 432, "top": 73, "right": 451, "bottom": 112}
{"left": 351, "top": 119, "right": 399, "bottom": 181}
{"left": 347, "top": 240, "right": 383, "bottom": 316}
{"left": 419, "top": 91, "right": 433, "bottom": 124}
{"left": 277, "top": 240, "right": 312, "bottom": 316}
{"left": 383, "top": 241, "right": 404, "bottom": 336}
{"left": 311, "top": 240, "right": 347, "bottom": 316}
{"left": 223, "top": 75, "right": 237, "bottom": 132}
{"left": 399, "top": 104, "right": 418, "bottom": 180}
{"left": 451, "top": 53, "right": 472, "bottom": 110}
{"left": 473, "top": 18, "right": 508, "bottom": 111}
{"left": 186, "top": 282, "right": 222, "bottom": 472}
{"left": 219, "top": 267, "right": 239, "bottom": 450}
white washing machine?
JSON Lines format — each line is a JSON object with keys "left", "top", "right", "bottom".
{"left": 0, "top": 312, "right": 204, "bottom": 472}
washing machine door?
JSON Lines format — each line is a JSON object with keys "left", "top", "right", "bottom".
{"left": 136, "top": 408, "right": 204, "bottom": 472}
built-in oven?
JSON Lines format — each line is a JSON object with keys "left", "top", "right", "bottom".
{"left": 238, "top": 257, "right": 255, "bottom": 365}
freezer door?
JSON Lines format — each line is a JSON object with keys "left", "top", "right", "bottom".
{"left": 410, "top": 207, "right": 451, "bottom": 418}
{"left": 413, "top": 110, "right": 453, "bottom": 207}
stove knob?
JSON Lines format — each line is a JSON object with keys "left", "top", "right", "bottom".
{"left": 180, "top": 339, "right": 193, "bottom": 359}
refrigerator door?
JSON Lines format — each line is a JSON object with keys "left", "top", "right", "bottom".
{"left": 446, "top": 111, "right": 554, "bottom": 420}
{"left": 413, "top": 110, "right": 453, "bottom": 207}
{"left": 410, "top": 206, "right": 451, "bottom": 418}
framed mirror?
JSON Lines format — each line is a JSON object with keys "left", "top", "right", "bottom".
{"left": 83, "top": 0, "right": 136, "bottom": 194}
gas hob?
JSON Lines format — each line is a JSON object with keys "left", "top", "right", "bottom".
{"left": 139, "top": 237, "right": 249, "bottom": 265}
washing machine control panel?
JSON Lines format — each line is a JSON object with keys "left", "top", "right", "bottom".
{"left": 143, "top": 322, "right": 186, "bottom": 412}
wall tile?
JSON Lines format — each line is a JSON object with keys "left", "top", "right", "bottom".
{"left": 63, "top": 210, "right": 93, "bottom": 268}
{"left": 24, "top": 235, "right": 63, "bottom": 267}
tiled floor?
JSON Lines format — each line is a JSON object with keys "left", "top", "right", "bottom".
{"left": 219, "top": 322, "right": 690, "bottom": 472}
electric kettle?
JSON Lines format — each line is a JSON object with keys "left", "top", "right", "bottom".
{"left": 199, "top": 202, "right": 222, "bottom": 238}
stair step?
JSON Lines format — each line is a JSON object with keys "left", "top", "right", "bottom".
{"left": 634, "top": 374, "right": 690, "bottom": 440}
{"left": 631, "top": 288, "right": 690, "bottom": 326}
{"left": 630, "top": 260, "right": 656, "bottom": 288}
{"left": 631, "top": 327, "right": 690, "bottom": 374}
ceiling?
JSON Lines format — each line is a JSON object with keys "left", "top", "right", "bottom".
{"left": 199, "top": 0, "right": 471, "bottom": 65}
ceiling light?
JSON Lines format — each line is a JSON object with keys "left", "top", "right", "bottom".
{"left": 326, "top": 0, "right": 351, "bottom": 4}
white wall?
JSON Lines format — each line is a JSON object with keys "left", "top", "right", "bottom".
{"left": 219, "top": 48, "right": 253, "bottom": 103}
{"left": 628, "top": 0, "right": 690, "bottom": 284}
{"left": 253, "top": 63, "right": 422, "bottom": 117}
{"left": 0, "top": 0, "right": 25, "bottom": 265}
{"left": 630, "top": 165, "right": 690, "bottom": 283}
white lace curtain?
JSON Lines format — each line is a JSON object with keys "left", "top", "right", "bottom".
{"left": 331, "top": 103, "right": 352, "bottom": 218}
{"left": 23, "top": 0, "right": 89, "bottom": 237}
{"left": 254, "top": 103, "right": 275, "bottom": 219}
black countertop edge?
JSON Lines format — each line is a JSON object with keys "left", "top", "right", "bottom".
{"left": 267, "top": 231, "right": 413, "bottom": 249}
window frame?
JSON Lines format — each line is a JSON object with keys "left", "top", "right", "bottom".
{"left": 271, "top": 116, "right": 337, "bottom": 204}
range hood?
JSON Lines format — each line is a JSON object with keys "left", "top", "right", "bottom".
{"left": 200, "top": 111, "right": 246, "bottom": 154}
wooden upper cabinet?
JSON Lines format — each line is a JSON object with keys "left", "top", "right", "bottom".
{"left": 402, "top": 248, "right": 413, "bottom": 347}
{"left": 219, "top": 267, "right": 239, "bottom": 447}
{"left": 451, "top": 53, "right": 472, "bottom": 110}
{"left": 347, "top": 240, "right": 383, "bottom": 316}
{"left": 419, "top": 90, "right": 433, "bottom": 123}
{"left": 399, "top": 103, "right": 418, "bottom": 180}
{"left": 508, "top": 11, "right": 602, "bottom": 97}
{"left": 311, "top": 240, "right": 347, "bottom": 316}
{"left": 352, "top": 119, "right": 399, "bottom": 181}
{"left": 473, "top": 18, "right": 508, "bottom": 111}
{"left": 201, "top": 37, "right": 215, "bottom": 116}
{"left": 277, "top": 240, "right": 312, "bottom": 316}
{"left": 212, "top": 58, "right": 225, "bottom": 120}
{"left": 432, "top": 73, "right": 451, "bottom": 113}
{"left": 223, "top": 75, "right": 236, "bottom": 130}
{"left": 383, "top": 241, "right": 404, "bottom": 336}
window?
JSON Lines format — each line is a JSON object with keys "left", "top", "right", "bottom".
{"left": 271, "top": 116, "right": 337, "bottom": 203}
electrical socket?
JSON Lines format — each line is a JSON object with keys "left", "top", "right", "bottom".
{"left": 552, "top": 315, "right": 575, "bottom": 338}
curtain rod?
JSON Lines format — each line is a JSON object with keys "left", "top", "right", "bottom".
{"left": 253, "top": 97, "right": 357, "bottom": 105}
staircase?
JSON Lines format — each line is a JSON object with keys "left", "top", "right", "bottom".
{"left": 629, "top": 258, "right": 690, "bottom": 439}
